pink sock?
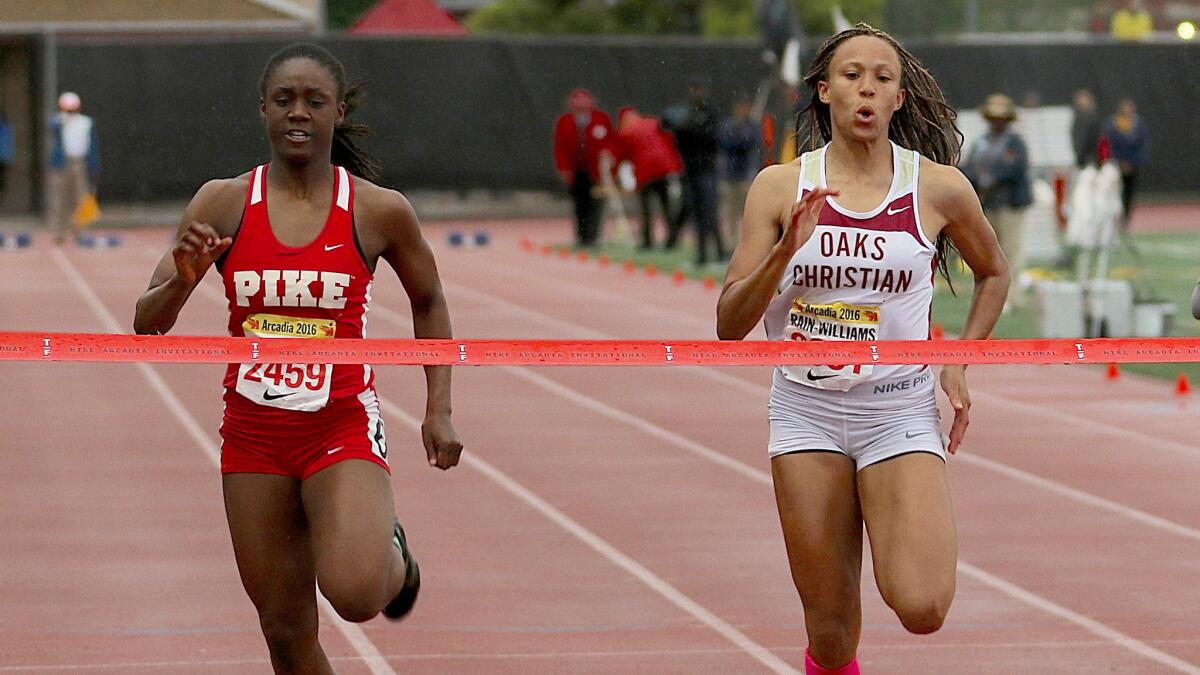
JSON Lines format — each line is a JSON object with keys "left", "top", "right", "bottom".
{"left": 805, "top": 648, "right": 861, "bottom": 675}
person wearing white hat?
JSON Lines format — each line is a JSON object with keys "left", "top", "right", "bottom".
{"left": 48, "top": 91, "right": 100, "bottom": 244}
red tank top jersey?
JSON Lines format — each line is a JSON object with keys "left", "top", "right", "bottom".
{"left": 219, "top": 164, "right": 375, "bottom": 412}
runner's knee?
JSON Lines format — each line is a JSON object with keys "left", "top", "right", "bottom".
{"left": 320, "top": 575, "right": 388, "bottom": 623}
{"left": 887, "top": 589, "right": 953, "bottom": 634}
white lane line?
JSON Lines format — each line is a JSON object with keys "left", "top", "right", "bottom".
{"left": 959, "top": 561, "right": 1200, "bottom": 674}
{"left": 955, "top": 452, "right": 1200, "bottom": 543}
{"left": 493, "top": 359, "right": 1200, "bottom": 673}
{"left": 419, "top": 281, "right": 1200, "bottom": 673}
{"left": 373, "top": 399, "right": 798, "bottom": 675}
{"left": 482, "top": 251, "right": 715, "bottom": 325}
{"left": 501, "top": 364, "right": 771, "bottom": 485}
{"left": 445, "top": 281, "right": 612, "bottom": 339}
{"left": 439, "top": 278, "right": 1200, "bottom": 543}
{"left": 443, "top": 280, "right": 769, "bottom": 397}
{"left": 51, "top": 248, "right": 398, "bottom": 675}
{"left": 971, "top": 389, "right": 1200, "bottom": 460}
{"left": 467, "top": 258, "right": 1200, "bottom": 459}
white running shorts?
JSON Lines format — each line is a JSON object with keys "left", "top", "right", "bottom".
{"left": 768, "top": 367, "right": 947, "bottom": 470}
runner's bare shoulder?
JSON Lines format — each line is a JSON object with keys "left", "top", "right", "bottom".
{"left": 183, "top": 172, "right": 254, "bottom": 239}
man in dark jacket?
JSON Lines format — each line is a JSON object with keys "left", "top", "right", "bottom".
{"left": 1103, "top": 98, "right": 1149, "bottom": 233}
{"left": 718, "top": 94, "right": 761, "bottom": 244}
{"left": 1071, "top": 89, "right": 1103, "bottom": 170}
{"left": 963, "top": 93, "right": 1032, "bottom": 309}
{"left": 664, "top": 77, "right": 726, "bottom": 266}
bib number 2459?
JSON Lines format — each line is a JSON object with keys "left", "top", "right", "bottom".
{"left": 237, "top": 362, "right": 332, "bottom": 411}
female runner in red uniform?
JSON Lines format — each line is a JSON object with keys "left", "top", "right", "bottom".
{"left": 717, "top": 24, "right": 1008, "bottom": 674}
{"left": 134, "top": 43, "right": 462, "bottom": 673}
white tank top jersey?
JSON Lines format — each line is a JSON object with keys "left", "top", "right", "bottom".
{"left": 763, "top": 142, "right": 935, "bottom": 392}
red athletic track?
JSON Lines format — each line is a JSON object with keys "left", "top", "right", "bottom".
{"left": 1, "top": 221, "right": 1198, "bottom": 674}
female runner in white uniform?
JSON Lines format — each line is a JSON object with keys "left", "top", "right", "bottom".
{"left": 717, "top": 24, "right": 1009, "bottom": 675}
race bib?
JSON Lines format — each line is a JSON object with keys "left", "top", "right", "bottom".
{"left": 236, "top": 314, "right": 335, "bottom": 411}
{"left": 782, "top": 300, "right": 879, "bottom": 391}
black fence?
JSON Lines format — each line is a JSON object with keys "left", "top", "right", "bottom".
{"left": 54, "top": 34, "right": 1196, "bottom": 202}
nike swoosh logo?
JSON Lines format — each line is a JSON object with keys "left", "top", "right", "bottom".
{"left": 326, "top": 446, "right": 345, "bottom": 455}
{"left": 905, "top": 431, "right": 928, "bottom": 439}
{"left": 263, "top": 391, "right": 295, "bottom": 401}
{"left": 324, "top": 244, "right": 344, "bottom": 251}
{"left": 806, "top": 372, "right": 838, "bottom": 382}
{"left": 887, "top": 205, "right": 911, "bottom": 215}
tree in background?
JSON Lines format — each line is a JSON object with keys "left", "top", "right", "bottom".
{"left": 884, "top": 0, "right": 1101, "bottom": 36}
{"left": 793, "top": 0, "right": 883, "bottom": 36}
{"left": 466, "top": 0, "right": 692, "bottom": 35}
{"left": 468, "top": 0, "right": 884, "bottom": 37}
{"left": 466, "top": 0, "right": 620, "bottom": 34}
{"left": 327, "top": 0, "right": 379, "bottom": 30}
{"left": 329, "top": 0, "right": 1098, "bottom": 36}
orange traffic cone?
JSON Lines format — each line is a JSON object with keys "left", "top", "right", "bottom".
{"left": 599, "top": 254, "right": 611, "bottom": 267}
{"left": 931, "top": 323, "right": 945, "bottom": 340}
{"left": 1106, "top": 363, "right": 1120, "bottom": 380}
{"left": 623, "top": 259, "right": 635, "bottom": 273}
{"left": 645, "top": 263, "right": 658, "bottom": 277}
{"left": 672, "top": 269, "right": 685, "bottom": 285}
{"left": 703, "top": 276, "right": 717, "bottom": 289}
{"left": 1177, "top": 373, "right": 1191, "bottom": 396}
{"left": 72, "top": 193, "right": 101, "bottom": 229}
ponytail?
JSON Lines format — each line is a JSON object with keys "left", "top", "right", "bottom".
{"left": 332, "top": 82, "right": 380, "bottom": 181}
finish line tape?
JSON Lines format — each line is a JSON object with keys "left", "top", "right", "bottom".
{"left": 1, "top": 332, "right": 1198, "bottom": 366}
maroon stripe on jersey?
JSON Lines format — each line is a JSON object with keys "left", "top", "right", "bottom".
{"left": 807, "top": 192, "right": 929, "bottom": 249}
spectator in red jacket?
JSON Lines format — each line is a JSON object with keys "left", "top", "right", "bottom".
{"left": 554, "top": 88, "right": 613, "bottom": 247}
{"left": 614, "top": 107, "right": 683, "bottom": 249}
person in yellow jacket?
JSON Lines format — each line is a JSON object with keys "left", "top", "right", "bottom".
{"left": 1111, "top": 0, "right": 1154, "bottom": 41}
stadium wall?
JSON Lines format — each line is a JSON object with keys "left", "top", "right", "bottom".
{"left": 50, "top": 35, "right": 1196, "bottom": 201}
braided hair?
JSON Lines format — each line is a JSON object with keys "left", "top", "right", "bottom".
{"left": 796, "top": 23, "right": 962, "bottom": 286}
{"left": 259, "top": 43, "right": 381, "bottom": 181}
